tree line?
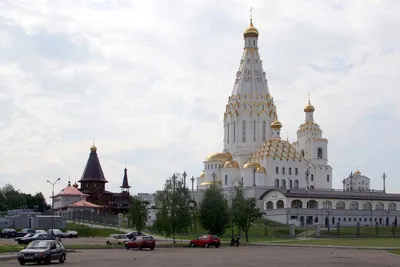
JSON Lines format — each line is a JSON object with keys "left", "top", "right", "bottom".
{"left": 129, "top": 173, "right": 261, "bottom": 242}
{"left": 0, "top": 184, "right": 50, "bottom": 212}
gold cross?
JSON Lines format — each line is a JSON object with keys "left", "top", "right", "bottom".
{"left": 249, "top": 7, "right": 253, "bottom": 21}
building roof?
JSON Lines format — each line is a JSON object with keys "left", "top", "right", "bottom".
{"left": 252, "top": 139, "right": 303, "bottom": 161}
{"left": 54, "top": 182, "right": 88, "bottom": 197}
{"left": 259, "top": 188, "right": 400, "bottom": 202}
{"left": 120, "top": 168, "right": 130, "bottom": 189}
{"left": 68, "top": 199, "right": 102, "bottom": 208}
{"left": 78, "top": 145, "right": 108, "bottom": 183}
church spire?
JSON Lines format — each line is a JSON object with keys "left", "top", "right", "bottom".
{"left": 304, "top": 94, "right": 315, "bottom": 122}
{"left": 120, "top": 166, "right": 131, "bottom": 191}
{"left": 79, "top": 144, "right": 108, "bottom": 184}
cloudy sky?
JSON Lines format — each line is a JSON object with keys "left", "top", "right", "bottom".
{"left": 1, "top": 0, "right": 399, "bottom": 202}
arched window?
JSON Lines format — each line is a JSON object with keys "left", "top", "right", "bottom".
{"left": 295, "top": 168, "right": 298, "bottom": 175}
{"left": 310, "top": 185, "right": 315, "bottom": 190}
{"left": 301, "top": 150, "right": 305, "bottom": 157}
{"left": 289, "top": 179, "right": 293, "bottom": 189}
{"left": 291, "top": 200, "right": 303, "bottom": 208}
{"left": 282, "top": 167, "right": 285, "bottom": 175}
{"left": 262, "top": 121, "right": 266, "bottom": 141}
{"left": 307, "top": 200, "right": 318, "bottom": 209}
{"left": 242, "top": 120, "right": 246, "bottom": 142}
{"left": 275, "top": 166, "right": 279, "bottom": 174}
{"left": 389, "top": 203, "right": 396, "bottom": 211}
{"left": 253, "top": 120, "right": 256, "bottom": 142}
{"left": 274, "top": 179, "right": 279, "bottom": 188}
{"left": 323, "top": 201, "right": 332, "bottom": 209}
{"left": 266, "top": 201, "right": 273, "bottom": 210}
{"left": 336, "top": 201, "right": 345, "bottom": 210}
{"left": 281, "top": 179, "right": 286, "bottom": 188}
{"left": 276, "top": 200, "right": 284, "bottom": 209}
{"left": 233, "top": 121, "right": 236, "bottom": 143}
{"left": 350, "top": 202, "right": 359, "bottom": 210}
{"left": 376, "top": 202, "right": 384, "bottom": 210}
{"left": 289, "top": 168, "right": 292, "bottom": 175}
{"left": 227, "top": 123, "right": 230, "bottom": 144}
{"left": 224, "top": 175, "right": 228, "bottom": 185}
{"left": 363, "top": 202, "right": 372, "bottom": 210}
{"left": 294, "top": 180, "right": 299, "bottom": 188}
{"left": 317, "top": 148, "right": 323, "bottom": 159}
{"left": 327, "top": 174, "right": 330, "bottom": 182}
{"left": 311, "top": 174, "right": 314, "bottom": 181}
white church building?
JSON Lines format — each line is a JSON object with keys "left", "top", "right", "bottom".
{"left": 189, "top": 19, "right": 400, "bottom": 228}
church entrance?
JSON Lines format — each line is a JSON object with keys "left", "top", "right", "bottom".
{"left": 325, "top": 216, "right": 329, "bottom": 228}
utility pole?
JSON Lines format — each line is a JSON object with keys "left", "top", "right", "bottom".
{"left": 183, "top": 171, "right": 187, "bottom": 189}
{"left": 172, "top": 174, "right": 176, "bottom": 244}
{"left": 350, "top": 172, "right": 353, "bottom": 192}
{"left": 190, "top": 176, "right": 195, "bottom": 191}
{"left": 252, "top": 167, "right": 256, "bottom": 187}
{"left": 47, "top": 178, "right": 61, "bottom": 239}
{"left": 382, "top": 172, "right": 387, "bottom": 193}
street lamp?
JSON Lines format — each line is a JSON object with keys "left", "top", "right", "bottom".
{"left": 284, "top": 208, "right": 291, "bottom": 225}
{"left": 252, "top": 166, "right": 256, "bottom": 187}
{"left": 305, "top": 168, "right": 310, "bottom": 191}
{"left": 47, "top": 178, "right": 61, "bottom": 239}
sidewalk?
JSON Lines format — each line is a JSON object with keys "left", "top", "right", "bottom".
{"left": 0, "top": 254, "right": 16, "bottom": 262}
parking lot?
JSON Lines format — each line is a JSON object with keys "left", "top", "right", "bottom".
{"left": 2, "top": 246, "right": 400, "bottom": 266}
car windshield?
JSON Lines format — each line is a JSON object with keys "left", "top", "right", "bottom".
{"left": 143, "top": 236, "right": 153, "bottom": 241}
{"left": 26, "top": 241, "right": 51, "bottom": 249}
{"left": 24, "top": 234, "right": 34, "bottom": 237}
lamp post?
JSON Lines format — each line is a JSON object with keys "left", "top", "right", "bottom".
{"left": 229, "top": 188, "right": 234, "bottom": 238}
{"left": 349, "top": 171, "right": 353, "bottom": 192}
{"left": 190, "top": 176, "right": 195, "bottom": 191}
{"left": 183, "top": 171, "right": 187, "bottom": 189}
{"left": 284, "top": 208, "right": 291, "bottom": 225}
{"left": 252, "top": 167, "right": 256, "bottom": 187}
{"left": 305, "top": 168, "right": 310, "bottom": 191}
{"left": 47, "top": 178, "right": 61, "bottom": 239}
{"left": 325, "top": 209, "right": 331, "bottom": 232}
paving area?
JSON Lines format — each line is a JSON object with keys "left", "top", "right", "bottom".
{"left": 2, "top": 247, "right": 400, "bottom": 266}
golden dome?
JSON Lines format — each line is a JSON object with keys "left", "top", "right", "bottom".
{"left": 90, "top": 145, "right": 97, "bottom": 152}
{"left": 354, "top": 170, "right": 361, "bottom": 175}
{"left": 244, "top": 162, "right": 261, "bottom": 169}
{"left": 304, "top": 100, "right": 315, "bottom": 112}
{"left": 243, "top": 20, "right": 259, "bottom": 38}
{"left": 206, "top": 152, "right": 233, "bottom": 162}
{"left": 223, "top": 161, "right": 240, "bottom": 168}
{"left": 271, "top": 119, "right": 282, "bottom": 129}
{"left": 199, "top": 172, "right": 205, "bottom": 178}
{"left": 256, "top": 166, "right": 266, "bottom": 173}
{"left": 73, "top": 182, "right": 79, "bottom": 188}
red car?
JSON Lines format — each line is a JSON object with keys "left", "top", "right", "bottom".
{"left": 125, "top": 236, "right": 155, "bottom": 250}
{"left": 189, "top": 235, "right": 220, "bottom": 248}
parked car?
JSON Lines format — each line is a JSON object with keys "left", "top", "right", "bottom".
{"left": 47, "top": 229, "right": 64, "bottom": 238}
{"left": 125, "top": 235, "right": 155, "bottom": 250}
{"left": 18, "top": 233, "right": 54, "bottom": 245}
{"left": 1, "top": 228, "right": 18, "bottom": 238}
{"left": 17, "top": 240, "right": 66, "bottom": 265}
{"left": 105, "top": 234, "right": 130, "bottom": 245}
{"left": 126, "top": 231, "right": 143, "bottom": 239}
{"left": 189, "top": 235, "right": 220, "bottom": 248}
{"left": 15, "top": 233, "right": 36, "bottom": 242}
{"left": 35, "top": 230, "right": 47, "bottom": 234}
{"left": 17, "top": 229, "right": 36, "bottom": 237}
{"left": 63, "top": 230, "right": 78, "bottom": 238}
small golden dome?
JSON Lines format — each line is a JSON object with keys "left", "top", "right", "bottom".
{"left": 206, "top": 152, "right": 233, "bottom": 162}
{"left": 243, "top": 20, "right": 259, "bottom": 38}
{"left": 256, "top": 166, "right": 266, "bottom": 173}
{"left": 271, "top": 119, "right": 282, "bottom": 129}
{"left": 199, "top": 172, "right": 205, "bottom": 178}
{"left": 223, "top": 161, "right": 240, "bottom": 168}
{"left": 244, "top": 162, "right": 261, "bottom": 169}
{"left": 90, "top": 145, "right": 97, "bottom": 152}
{"left": 354, "top": 170, "right": 361, "bottom": 175}
{"left": 304, "top": 100, "right": 315, "bottom": 112}
{"left": 73, "top": 182, "right": 79, "bottom": 188}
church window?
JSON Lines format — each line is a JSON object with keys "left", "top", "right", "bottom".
{"left": 274, "top": 179, "right": 279, "bottom": 188}
{"left": 323, "top": 201, "right": 332, "bottom": 209}
{"left": 253, "top": 120, "right": 256, "bottom": 142}
{"left": 289, "top": 168, "right": 292, "bottom": 175}
{"left": 310, "top": 185, "right": 314, "bottom": 190}
{"left": 294, "top": 180, "right": 299, "bottom": 188}
{"left": 363, "top": 202, "right": 372, "bottom": 210}
{"left": 317, "top": 148, "right": 323, "bottom": 159}
{"left": 275, "top": 166, "right": 279, "bottom": 174}
{"left": 242, "top": 120, "right": 247, "bottom": 142}
{"left": 224, "top": 175, "right": 228, "bottom": 185}
{"left": 311, "top": 174, "right": 314, "bottom": 181}
{"left": 281, "top": 179, "right": 286, "bottom": 188}
{"left": 389, "top": 203, "right": 396, "bottom": 210}
{"left": 327, "top": 174, "right": 330, "bottom": 182}
{"left": 295, "top": 168, "right": 298, "bottom": 175}
{"left": 336, "top": 201, "right": 345, "bottom": 210}
{"left": 262, "top": 105, "right": 264, "bottom": 109}
{"left": 350, "top": 202, "right": 359, "bottom": 210}
{"left": 227, "top": 123, "right": 230, "bottom": 144}
{"left": 253, "top": 40, "right": 256, "bottom": 46}
{"left": 257, "top": 77, "right": 261, "bottom": 82}
{"left": 276, "top": 200, "right": 284, "bottom": 209}
{"left": 289, "top": 179, "right": 293, "bottom": 189}
{"left": 375, "top": 202, "right": 384, "bottom": 210}
{"left": 301, "top": 150, "right": 305, "bottom": 157}
{"left": 233, "top": 122, "right": 236, "bottom": 142}
{"left": 266, "top": 201, "right": 273, "bottom": 209}
{"left": 262, "top": 121, "right": 266, "bottom": 141}
{"left": 282, "top": 167, "right": 285, "bottom": 175}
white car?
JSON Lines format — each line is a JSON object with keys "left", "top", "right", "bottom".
{"left": 105, "top": 234, "right": 130, "bottom": 245}
{"left": 64, "top": 230, "right": 78, "bottom": 238}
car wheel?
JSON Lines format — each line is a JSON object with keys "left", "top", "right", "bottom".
{"left": 190, "top": 242, "right": 195, "bottom": 247}
{"left": 138, "top": 246, "right": 142, "bottom": 250}
{"left": 150, "top": 247, "right": 154, "bottom": 251}
{"left": 204, "top": 243, "right": 209, "bottom": 248}
{"left": 118, "top": 242, "right": 121, "bottom": 245}
{"left": 125, "top": 245, "right": 129, "bottom": 250}
{"left": 215, "top": 244, "right": 220, "bottom": 248}
{"left": 75, "top": 235, "right": 78, "bottom": 238}
{"left": 106, "top": 241, "right": 111, "bottom": 245}
{"left": 44, "top": 256, "right": 51, "bottom": 265}
{"left": 18, "top": 260, "right": 25, "bottom": 265}
{"left": 59, "top": 254, "right": 66, "bottom": 263}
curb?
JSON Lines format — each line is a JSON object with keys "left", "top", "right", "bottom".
{"left": 260, "top": 243, "right": 400, "bottom": 250}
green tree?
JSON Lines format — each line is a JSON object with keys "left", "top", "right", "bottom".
{"left": 232, "top": 185, "right": 261, "bottom": 242}
{"left": 154, "top": 173, "right": 191, "bottom": 242}
{"left": 199, "top": 183, "right": 230, "bottom": 236}
{"left": 129, "top": 196, "right": 149, "bottom": 232}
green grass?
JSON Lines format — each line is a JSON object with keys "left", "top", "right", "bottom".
{"left": 388, "top": 250, "right": 400, "bottom": 255}
{"left": 320, "top": 227, "right": 398, "bottom": 237}
{"left": 0, "top": 245, "right": 24, "bottom": 253}
{"left": 275, "top": 238, "right": 400, "bottom": 248}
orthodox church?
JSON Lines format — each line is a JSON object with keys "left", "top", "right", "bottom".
{"left": 190, "top": 19, "right": 400, "bottom": 227}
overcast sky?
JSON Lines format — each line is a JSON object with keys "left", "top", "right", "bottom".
{"left": 0, "top": 0, "right": 399, "bottom": 202}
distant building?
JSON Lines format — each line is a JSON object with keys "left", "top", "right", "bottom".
{"left": 136, "top": 193, "right": 157, "bottom": 226}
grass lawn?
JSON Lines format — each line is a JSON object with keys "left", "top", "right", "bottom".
{"left": 64, "top": 222, "right": 126, "bottom": 237}
{"left": 275, "top": 238, "right": 400, "bottom": 248}
{"left": 320, "top": 227, "right": 398, "bottom": 237}
{"left": 388, "top": 250, "right": 400, "bottom": 255}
